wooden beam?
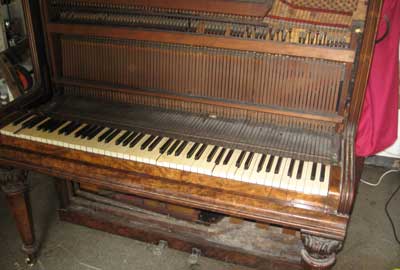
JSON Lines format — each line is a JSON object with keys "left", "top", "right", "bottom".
{"left": 54, "top": 78, "right": 344, "bottom": 123}
{"left": 47, "top": 23, "right": 355, "bottom": 63}
{"left": 71, "top": 0, "right": 273, "bottom": 17}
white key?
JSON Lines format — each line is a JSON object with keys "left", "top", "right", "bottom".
{"left": 153, "top": 138, "right": 176, "bottom": 167}
{"left": 211, "top": 148, "right": 229, "bottom": 178}
{"left": 126, "top": 134, "right": 152, "bottom": 161}
{"left": 189, "top": 144, "right": 208, "bottom": 173}
{"left": 272, "top": 157, "right": 287, "bottom": 188}
{"left": 43, "top": 121, "right": 70, "bottom": 145}
{"left": 311, "top": 163, "right": 322, "bottom": 195}
{"left": 225, "top": 150, "right": 242, "bottom": 180}
{"left": 279, "top": 158, "right": 293, "bottom": 190}
{"left": 101, "top": 130, "right": 127, "bottom": 157}
{"left": 84, "top": 128, "right": 109, "bottom": 153}
{"left": 159, "top": 141, "right": 193, "bottom": 170}
{"left": 0, "top": 114, "right": 36, "bottom": 136}
{"left": 133, "top": 136, "right": 162, "bottom": 164}
{"left": 242, "top": 153, "right": 261, "bottom": 184}
{"left": 287, "top": 160, "right": 300, "bottom": 191}
{"left": 18, "top": 117, "right": 52, "bottom": 142}
{"left": 46, "top": 122, "right": 80, "bottom": 148}
{"left": 295, "top": 161, "right": 308, "bottom": 193}
{"left": 191, "top": 145, "right": 216, "bottom": 175}
{"left": 251, "top": 154, "right": 269, "bottom": 186}
{"left": 112, "top": 131, "right": 139, "bottom": 159}
{"left": 265, "top": 156, "right": 278, "bottom": 187}
{"left": 303, "top": 161, "right": 315, "bottom": 195}
{"left": 182, "top": 143, "right": 201, "bottom": 172}
{"left": 233, "top": 152, "right": 248, "bottom": 181}
{"left": 319, "top": 165, "right": 330, "bottom": 196}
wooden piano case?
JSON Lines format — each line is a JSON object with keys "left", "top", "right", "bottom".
{"left": 0, "top": 0, "right": 382, "bottom": 269}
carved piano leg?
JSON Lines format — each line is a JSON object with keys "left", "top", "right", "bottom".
{"left": 300, "top": 233, "right": 343, "bottom": 270}
{"left": 0, "top": 168, "right": 38, "bottom": 265}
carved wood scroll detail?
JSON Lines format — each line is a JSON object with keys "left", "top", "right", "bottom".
{"left": 301, "top": 233, "right": 343, "bottom": 270}
{"left": 0, "top": 168, "right": 29, "bottom": 194}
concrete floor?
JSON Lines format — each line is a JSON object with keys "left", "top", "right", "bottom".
{"left": 0, "top": 166, "right": 399, "bottom": 270}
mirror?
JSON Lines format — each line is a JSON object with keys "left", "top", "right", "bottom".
{"left": 0, "top": 0, "right": 34, "bottom": 107}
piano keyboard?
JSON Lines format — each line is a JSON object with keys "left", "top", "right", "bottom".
{"left": 1, "top": 114, "right": 330, "bottom": 196}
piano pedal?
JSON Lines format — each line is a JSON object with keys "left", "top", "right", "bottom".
{"left": 187, "top": 248, "right": 201, "bottom": 266}
{"left": 152, "top": 240, "right": 168, "bottom": 256}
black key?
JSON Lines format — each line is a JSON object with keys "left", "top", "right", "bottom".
{"left": 148, "top": 136, "right": 162, "bottom": 151}
{"left": 23, "top": 115, "right": 46, "bottom": 128}
{"left": 257, "top": 154, "right": 266, "bottom": 172}
{"left": 207, "top": 146, "right": 219, "bottom": 162}
{"left": 116, "top": 131, "right": 132, "bottom": 145}
{"left": 64, "top": 122, "right": 82, "bottom": 136}
{"left": 22, "top": 115, "right": 41, "bottom": 128}
{"left": 122, "top": 132, "right": 138, "bottom": 146}
{"left": 72, "top": 124, "right": 87, "bottom": 137}
{"left": 45, "top": 119, "right": 61, "bottom": 132}
{"left": 215, "top": 148, "right": 226, "bottom": 165}
{"left": 45, "top": 119, "right": 63, "bottom": 132}
{"left": 48, "top": 120, "right": 67, "bottom": 133}
{"left": 320, "top": 165, "right": 326, "bottom": 182}
{"left": 274, "top": 157, "right": 283, "bottom": 174}
{"left": 13, "top": 113, "right": 34, "bottom": 126}
{"left": 37, "top": 118, "right": 54, "bottom": 131}
{"left": 223, "top": 149, "right": 234, "bottom": 165}
{"left": 129, "top": 133, "right": 145, "bottom": 148}
{"left": 287, "top": 159, "right": 295, "bottom": 177}
{"left": 244, "top": 152, "right": 254, "bottom": 170}
{"left": 159, "top": 138, "right": 174, "bottom": 153}
{"left": 81, "top": 125, "right": 98, "bottom": 139}
{"left": 104, "top": 129, "right": 121, "bottom": 143}
{"left": 87, "top": 126, "right": 104, "bottom": 140}
{"left": 296, "top": 160, "right": 304, "bottom": 180}
{"left": 195, "top": 144, "right": 207, "bottom": 160}
{"left": 311, "top": 163, "right": 317, "bottom": 181}
{"left": 266, "top": 155, "right": 275, "bottom": 172}
{"left": 29, "top": 116, "right": 48, "bottom": 129}
{"left": 236, "top": 151, "right": 247, "bottom": 168}
{"left": 175, "top": 141, "right": 188, "bottom": 156}
{"left": 58, "top": 121, "right": 74, "bottom": 135}
{"left": 141, "top": 135, "right": 156, "bottom": 150}
{"left": 75, "top": 124, "right": 91, "bottom": 138}
{"left": 187, "top": 143, "right": 200, "bottom": 159}
{"left": 98, "top": 128, "right": 115, "bottom": 142}
{"left": 167, "top": 140, "right": 181, "bottom": 155}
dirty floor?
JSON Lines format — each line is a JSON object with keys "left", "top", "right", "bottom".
{"left": 0, "top": 166, "right": 399, "bottom": 270}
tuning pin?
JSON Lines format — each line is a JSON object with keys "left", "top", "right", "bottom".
{"left": 282, "top": 29, "right": 287, "bottom": 42}
{"left": 318, "top": 33, "right": 324, "bottom": 45}
{"left": 310, "top": 32, "right": 315, "bottom": 45}
{"left": 323, "top": 32, "right": 328, "bottom": 46}
{"left": 341, "top": 37, "right": 347, "bottom": 48}
{"left": 268, "top": 27, "right": 274, "bottom": 40}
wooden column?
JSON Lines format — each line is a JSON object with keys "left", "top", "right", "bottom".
{"left": 0, "top": 168, "right": 38, "bottom": 265}
{"left": 300, "top": 233, "right": 343, "bottom": 270}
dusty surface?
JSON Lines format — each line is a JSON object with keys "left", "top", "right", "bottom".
{"left": 0, "top": 166, "right": 399, "bottom": 270}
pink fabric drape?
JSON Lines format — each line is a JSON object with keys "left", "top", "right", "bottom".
{"left": 355, "top": 0, "right": 400, "bottom": 157}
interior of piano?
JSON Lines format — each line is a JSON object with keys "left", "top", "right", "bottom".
{"left": 35, "top": 0, "right": 369, "bottom": 167}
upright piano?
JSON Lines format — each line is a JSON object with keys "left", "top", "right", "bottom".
{"left": 0, "top": 0, "right": 382, "bottom": 269}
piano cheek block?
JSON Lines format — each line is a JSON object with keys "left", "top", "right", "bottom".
{"left": 0, "top": 0, "right": 381, "bottom": 268}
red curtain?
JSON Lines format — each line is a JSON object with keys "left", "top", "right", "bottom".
{"left": 356, "top": 0, "right": 400, "bottom": 157}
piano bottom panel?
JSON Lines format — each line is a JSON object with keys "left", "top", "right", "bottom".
{"left": 58, "top": 186, "right": 304, "bottom": 270}
{"left": 0, "top": 135, "right": 348, "bottom": 240}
